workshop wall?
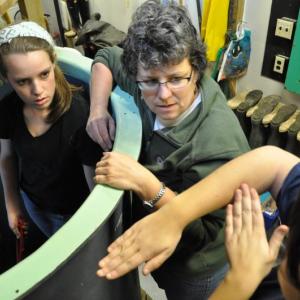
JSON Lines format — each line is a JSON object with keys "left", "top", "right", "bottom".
{"left": 238, "top": 0, "right": 300, "bottom": 104}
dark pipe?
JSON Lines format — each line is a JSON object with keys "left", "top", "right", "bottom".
{"left": 53, "top": 0, "right": 67, "bottom": 46}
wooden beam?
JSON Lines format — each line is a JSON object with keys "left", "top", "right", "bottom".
{"left": 0, "top": 0, "right": 17, "bottom": 24}
{"left": 18, "top": 0, "right": 46, "bottom": 28}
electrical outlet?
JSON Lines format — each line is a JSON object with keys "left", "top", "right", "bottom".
{"left": 275, "top": 17, "right": 296, "bottom": 40}
{"left": 273, "top": 54, "right": 289, "bottom": 74}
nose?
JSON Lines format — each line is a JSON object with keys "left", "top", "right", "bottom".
{"left": 31, "top": 79, "right": 43, "bottom": 96}
{"left": 157, "top": 83, "right": 172, "bottom": 100}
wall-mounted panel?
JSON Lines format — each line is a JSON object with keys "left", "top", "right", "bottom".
{"left": 261, "top": 0, "right": 300, "bottom": 83}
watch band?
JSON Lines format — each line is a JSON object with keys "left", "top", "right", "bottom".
{"left": 143, "top": 182, "right": 166, "bottom": 209}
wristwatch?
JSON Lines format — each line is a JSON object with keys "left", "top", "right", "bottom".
{"left": 143, "top": 182, "right": 166, "bottom": 209}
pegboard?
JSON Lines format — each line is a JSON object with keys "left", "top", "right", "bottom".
{"left": 261, "top": 0, "right": 300, "bottom": 82}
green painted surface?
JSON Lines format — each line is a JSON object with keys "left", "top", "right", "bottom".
{"left": 0, "top": 47, "right": 142, "bottom": 299}
{"left": 285, "top": 9, "right": 300, "bottom": 95}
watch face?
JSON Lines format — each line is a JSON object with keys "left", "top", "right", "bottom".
{"left": 142, "top": 183, "right": 166, "bottom": 210}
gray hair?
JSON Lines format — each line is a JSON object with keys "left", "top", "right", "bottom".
{"left": 121, "top": 0, "right": 207, "bottom": 87}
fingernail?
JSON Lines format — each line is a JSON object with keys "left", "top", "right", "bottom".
{"left": 99, "top": 260, "right": 105, "bottom": 267}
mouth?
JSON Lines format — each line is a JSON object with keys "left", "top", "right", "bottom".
{"left": 157, "top": 103, "right": 176, "bottom": 108}
{"left": 35, "top": 97, "right": 48, "bottom": 105}
{"left": 157, "top": 103, "right": 177, "bottom": 111}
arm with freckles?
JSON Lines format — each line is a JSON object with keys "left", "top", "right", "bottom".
{"left": 96, "top": 146, "right": 298, "bottom": 279}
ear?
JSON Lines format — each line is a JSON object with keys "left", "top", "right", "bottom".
{"left": 193, "top": 69, "right": 199, "bottom": 84}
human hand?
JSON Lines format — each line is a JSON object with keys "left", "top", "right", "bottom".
{"left": 7, "top": 209, "right": 28, "bottom": 239}
{"left": 225, "top": 183, "right": 289, "bottom": 286}
{"left": 94, "top": 152, "right": 159, "bottom": 197}
{"left": 86, "top": 109, "right": 115, "bottom": 151}
{"left": 97, "top": 204, "right": 183, "bottom": 279}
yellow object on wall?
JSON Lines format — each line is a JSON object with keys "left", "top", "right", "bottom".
{"left": 201, "top": 0, "right": 230, "bottom": 61}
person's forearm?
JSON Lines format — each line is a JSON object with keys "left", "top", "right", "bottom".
{"left": 209, "top": 270, "right": 261, "bottom": 300}
{"left": 165, "top": 146, "right": 299, "bottom": 229}
{"left": 136, "top": 183, "right": 177, "bottom": 210}
{"left": 131, "top": 167, "right": 177, "bottom": 208}
{"left": 90, "top": 62, "right": 113, "bottom": 113}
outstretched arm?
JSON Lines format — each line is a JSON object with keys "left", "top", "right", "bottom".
{"left": 97, "top": 146, "right": 298, "bottom": 279}
{"left": 87, "top": 62, "right": 115, "bottom": 151}
{"left": 209, "top": 184, "right": 288, "bottom": 300}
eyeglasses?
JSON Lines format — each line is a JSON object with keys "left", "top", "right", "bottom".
{"left": 136, "top": 70, "right": 193, "bottom": 91}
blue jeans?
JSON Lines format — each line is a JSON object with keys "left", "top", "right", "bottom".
{"left": 21, "top": 191, "right": 71, "bottom": 238}
{"left": 152, "top": 264, "right": 228, "bottom": 300}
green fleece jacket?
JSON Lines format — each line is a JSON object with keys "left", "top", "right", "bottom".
{"left": 94, "top": 46, "right": 250, "bottom": 278}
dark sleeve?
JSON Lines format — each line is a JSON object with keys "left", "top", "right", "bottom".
{"left": 277, "top": 163, "right": 300, "bottom": 224}
{"left": 71, "top": 127, "right": 103, "bottom": 166}
{"left": 69, "top": 93, "right": 103, "bottom": 166}
{"left": 0, "top": 92, "right": 18, "bottom": 139}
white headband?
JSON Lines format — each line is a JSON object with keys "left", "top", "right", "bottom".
{"left": 0, "top": 21, "right": 54, "bottom": 46}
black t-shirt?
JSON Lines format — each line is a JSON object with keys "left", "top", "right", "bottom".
{"left": 277, "top": 162, "right": 300, "bottom": 224}
{"left": 0, "top": 92, "right": 102, "bottom": 214}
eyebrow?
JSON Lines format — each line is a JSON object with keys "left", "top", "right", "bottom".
{"left": 14, "top": 66, "right": 52, "bottom": 82}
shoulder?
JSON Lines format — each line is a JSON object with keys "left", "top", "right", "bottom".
{"left": 200, "top": 75, "right": 224, "bottom": 96}
{"left": 0, "top": 91, "right": 20, "bottom": 108}
{"left": 71, "top": 92, "right": 88, "bottom": 107}
{"left": 93, "top": 46, "right": 123, "bottom": 67}
{"left": 63, "top": 92, "right": 89, "bottom": 125}
{"left": 71, "top": 92, "right": 88, "bottom": 111}
{"left": 201, "top": 74, "right": 222, "bottom": 89}
{"left": 0, "top": 92, "right": 22, "bottom": 138}
{"left": 199, "top": 76, "right": 244, "bottom": 128}
{"left": 188, "top": 90, "right": 249, "bottom": 156}
{"left": 0, "top": 91, "right": 23, "bottom": 115}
